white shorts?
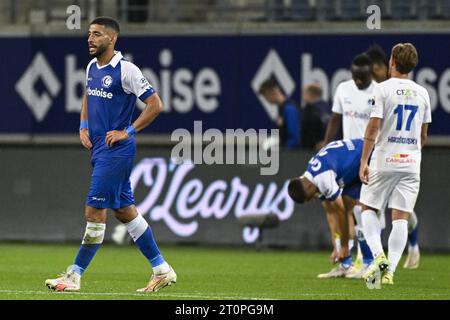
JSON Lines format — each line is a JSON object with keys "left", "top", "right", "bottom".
{"left": 360, "top": 170, "right": 420, "bottom": 213}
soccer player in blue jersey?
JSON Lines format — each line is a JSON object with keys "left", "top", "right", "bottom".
{"left": 287, "top": 139, "right": 366, "bottom": 272}
{"left": 45, "top": 17, "right": 176, "bottom": 293}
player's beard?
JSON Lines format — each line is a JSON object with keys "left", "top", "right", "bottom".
{"left": 90, "top": 43, "right": 107, "bottom": 58}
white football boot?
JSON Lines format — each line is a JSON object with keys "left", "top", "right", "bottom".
{"left": 345, "top": 264, "right": 369, "bottom": 279}
{"left": 45, "top": 265, "right": 81, "bottom": 292}
{"left": 317, "top": 265, "right": 349, "bottom": 278}
{"left": 403, "top": 246, "right": 420, "bottom": 269}
{"left": 137, "top": 266, "right": 177, "bottom": 292}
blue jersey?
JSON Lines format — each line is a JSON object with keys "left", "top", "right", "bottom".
{"left": 85, "top": 51, "right": 155, "bottom": 159}
{"left": 303, "top": 139, "right": 363, "bottom": 201}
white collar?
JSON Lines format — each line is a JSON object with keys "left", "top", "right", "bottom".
{"left": 95, "top": 51, "right": 123, "bottom": 69}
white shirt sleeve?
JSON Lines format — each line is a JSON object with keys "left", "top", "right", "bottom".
{"left": 313, "top": 170, "right": 342, "bottom": 201}
{"left": 422, "top": 89, "right": 432, "bottom": 124}
{"left": 85, "top": 59, "right": 96, "bottom": 86}
{"left": 331, "top": 85, "right": 343, "bottom": 114}
{"left": 370, "top": 84, "right": 384, "bottom": 119}
{"left": 121, "top": 61, "right": 155, "bottom": 101}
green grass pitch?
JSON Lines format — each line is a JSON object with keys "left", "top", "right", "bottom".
{"left": 0, "top": 243, "right": 449, "bottom": 300}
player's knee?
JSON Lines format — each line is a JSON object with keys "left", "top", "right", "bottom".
{"left": 361, "top": 204, "right": 377, "bottom": 213}
{"left": 82, "top": 222, "right": 106, "bottom": 245}
{"left": 392, "top": 209, "right": 410, "bottom": 221}
{"left": 114, "top": 210, "right": 128, "bottom": 223}
{"left": 114, "top": 206, "right": 138, "bottom": 223}
{"left": 84, "top": 206, "right": 107, "bottom": 223}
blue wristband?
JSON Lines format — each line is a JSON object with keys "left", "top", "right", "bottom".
{"left": 126, "top": 125, "right": 136, "bottom": 137}
{"left": 80, "top": 120, "right": 88, "bottom": 130}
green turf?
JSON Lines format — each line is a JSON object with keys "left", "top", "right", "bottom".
{"left": 0, "top": 243, "right": 449, "bottom": 300}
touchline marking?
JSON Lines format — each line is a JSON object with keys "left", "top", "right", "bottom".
{"left": 0, "top": 290, "right": 448, "bottom": 298}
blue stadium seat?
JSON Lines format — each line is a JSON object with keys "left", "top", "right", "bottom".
{"left": 316, "top": 0, "right": 338, "bottom": 21}
{"left": 289, "top": 0, "right": 316, "bottom": 21}
{"left": 339, "top": 0, "right": 364, "bottom": 20}
{"left": 263, "top": 0, "right": 315, "bottom": 22}
{"left": 388, "top": 0, "right": 418, "bottom": 20}
{"left": 442, "top": 0, "right": 450, "bottom": 19}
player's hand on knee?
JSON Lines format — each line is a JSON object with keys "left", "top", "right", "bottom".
{"left": 79, "top": 128, "right": 92, "bottom": 149}
{"left": 359, "top": 163, "right": 369, "bottom": 185}
{"left": 105, "top": 130, "right": 129, "bottom": 147}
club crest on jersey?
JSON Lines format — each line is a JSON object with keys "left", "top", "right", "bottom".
{"left": 102, "top": 75, "right": 113, "bottom": 88}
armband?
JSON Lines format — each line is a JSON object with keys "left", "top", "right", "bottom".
{"left": 126, "top": 125, "right": 136, "bottom": 137}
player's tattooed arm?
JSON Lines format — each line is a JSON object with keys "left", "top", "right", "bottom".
{"left": 323, "top": 113, "right": 342, "bottom": 145}
{"left": 105, "top": 93, "right": 164, "bottom": 147}
{"left": 79, "top": 93, "right": 92, "bottom": 150}
{"left": 360, "top": 117, "right": 381, "bottom": 184}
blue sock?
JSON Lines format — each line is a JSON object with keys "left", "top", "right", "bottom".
{"left": 358, "top": 239, "right": 374, "bottom": 265}
{"left": 135, "top": 227, "right": 165, "bottom": 268}
{"left": 408, "top": 225, "right": 419, "bottom": 247}
{"left": 73, "top": 244, "right": 101, "bottom": 275}
{"left": 341, "top": 255, "right": 352, "bottom": 268}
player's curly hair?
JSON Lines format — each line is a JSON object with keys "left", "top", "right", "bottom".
{"left": 391, "top": 43, "right": 418, "bottom": 74}
{"left": 288, "top": 177, "right": 307, "bottom": 204}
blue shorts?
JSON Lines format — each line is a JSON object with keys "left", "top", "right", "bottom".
{"left": 342, "top": 179, "right": 362, "bottom": 200}
{"left": 86, "top": 157, "right": 135, "bottom": 209}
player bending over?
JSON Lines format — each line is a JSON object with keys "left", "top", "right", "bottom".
{"left": 288, "top": 139, "right": 366, "bottom": 276}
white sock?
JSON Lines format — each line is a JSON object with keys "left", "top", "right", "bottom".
{"left": 348, "top": 239, "right": 354, "bottom": 252}
{"left": 361, "top": 209, "right": 384, "bottom": 257}
{"left": 124, "top": 214, "right": 148, "bottom": 241}
{"left": 153, "top": 261, "right": 170, "bottom": 275}
{"left": 353, "top": 205, "right": 362, "bottom": 226}
{"left": 378, "top": 207, "right": 386, "bottom": 230}
{"left": 388, "top": 219, "right": 408, "bottom": 274}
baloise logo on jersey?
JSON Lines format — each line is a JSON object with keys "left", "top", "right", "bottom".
{"left": 86, "top": 75, "right": 114, "bottom": 99}
{"left": 87, "top": 87, "right": 113, "bottom": 99}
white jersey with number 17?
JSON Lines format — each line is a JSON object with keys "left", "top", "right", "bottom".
{"left": 369, "top": 78, "right": 432, "bottom": 174}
